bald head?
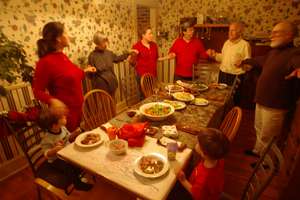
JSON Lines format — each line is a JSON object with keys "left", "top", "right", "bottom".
{"left": 270, "top": 21, "right": 298, "bottom": 48}
{"left": 276, "top": 21, "right": 298, "bottom": 37}
{"left": 228, "top": 22, "right": 244, "bottom": 41}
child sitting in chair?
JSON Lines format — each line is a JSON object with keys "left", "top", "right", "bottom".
{"left": 38, "top": 108, "right": 93, "bottom": 191}
{"left": 177, "top": 128, "right": 230, "bottom": 200}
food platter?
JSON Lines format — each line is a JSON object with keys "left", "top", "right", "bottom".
{"left": 172, "top": 92, "right": 195, "bottom": 102}
{"left": 164, "top": 84, "right": 184, "bottom": 93}
{"left": 139, "top": 102, "right": 175, "bottom": 121}
{"left": 134, "top": 153, "right": 169, "bottom": 178}
{"left": 163, "top": 100, "right": 186, "bottom": 110}
{"left": 192, "top": 83, "right": 209, "bottom": 92}
{"left": 210, "top": 83, "right": 228, "bottom": 89}
{"left": 193, "top": 97, "right": 209, "bottom": 106}
{"left": 75, "top": 132, "right": 103, "bottom": 148}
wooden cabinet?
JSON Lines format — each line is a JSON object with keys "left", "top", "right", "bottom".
{"left": 194, "top": 24, "right": 229, "bottom": 52}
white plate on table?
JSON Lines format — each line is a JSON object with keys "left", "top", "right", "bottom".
{"left": 217, "top": 83, "right": 228, "bottom": 89}
{"left": 164, "top": 84, "right": 184, "bottom": 93}
{"left": 193, "top": 98, "right": 209, "bottom": 106}
{"left": 163, "top": 100, "right": 186, "bottom": 110}
{"left": 75, "top": 132, "right": 103, "bottom": 148}
{"left": 192, "top": 83, "right": 209, "bottom": 92}
{"left": 134, "top": 153, "right": 169, "bottom": 179}
{"left": 172, "top": 92, "right": 194, "bottom": 102}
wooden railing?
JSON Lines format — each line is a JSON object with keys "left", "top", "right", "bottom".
{"left": 0, "top": 83, "right": 34, "bottom": 180}
{"left": 0, "top": 58, "right": 176, "bottom": 180}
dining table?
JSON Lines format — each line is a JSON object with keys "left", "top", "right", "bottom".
{"left": 57, "top": 83, "right": 234, "bottom": 200}
{"left": 58, "top": 128, "right": 192, "bottom": 200}
{"left": 111, "top": 84, "right": 234, "bottom": 148}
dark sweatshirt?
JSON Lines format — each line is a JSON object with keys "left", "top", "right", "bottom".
{"left": 243, "top": 43, "right": 300, "bottom": 109}
{"left": 88, "top": 48, "right": 129, "bottom": 94}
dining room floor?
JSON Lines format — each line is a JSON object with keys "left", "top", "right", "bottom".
{"left": 0, "top": 109, "right": 283, "bottom": 200}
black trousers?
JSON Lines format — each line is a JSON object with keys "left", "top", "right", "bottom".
{"left": 218, "top": 71, "right": 245, "bottom": 105}
{"left": 48, "top": 159, "right": 82, "bottom": 184}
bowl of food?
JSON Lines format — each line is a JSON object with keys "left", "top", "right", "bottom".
{"left": 139, "top": 102, "right": 175, "bottom": 121}
{"left": 75, "top": 132, "right": 103, "bottom": 148}
{"left": 109, "top": 139, "right": 128, "bottom": 155}
{"left": 134, "top": 153, "right": 169, "bottom": 178}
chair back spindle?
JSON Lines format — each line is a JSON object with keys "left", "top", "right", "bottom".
{"left": 82, "top": 89, "right": 116, "bottom": 130}
{"left": 220, "top": 106, "right": 242, "bottom": 142}
{"left": 140, "top": 73, "right": 158, "bottom": 98}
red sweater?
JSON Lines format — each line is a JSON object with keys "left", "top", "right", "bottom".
{"left": 133, "top": 41, "right": 158, "bottom": 77}
{"left": 33, "top": 52, "right": 84, "bottom": 108}
{"left": 189, "top": 159, "right": 224, "bottom": 200}
{"left": 169, "top": 37, "right": 208, "bottom": 77}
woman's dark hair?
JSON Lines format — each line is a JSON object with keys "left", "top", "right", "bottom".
{"left": 37, "top": 21, "right": 64, "bottom": 58}
{"left": 197, "top": 128, "right": 230, "bottom": 160}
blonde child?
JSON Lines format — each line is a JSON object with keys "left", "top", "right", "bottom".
{"left": 38, "top": 109, "right": 92, "bottom": 191}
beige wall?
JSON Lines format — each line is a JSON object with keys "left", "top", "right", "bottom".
{"left": 0, "top": 0, "right": 136, "bottom": 66}
{"left": 157, "top": 0, "right": 300, "bottom": 52}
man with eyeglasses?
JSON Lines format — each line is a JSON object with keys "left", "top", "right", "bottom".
{"left": 241, "top": 21, "right": 300, "bottom": 160}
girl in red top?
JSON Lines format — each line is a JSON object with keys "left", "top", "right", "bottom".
{"left": 132, "top": 27, "right": 159, "bottom": 77}
{"left": 177, "top": 128, "right": 230, "bottom": 200}
{"left": 33, "top": 22, "right": 96, "bottom": 131}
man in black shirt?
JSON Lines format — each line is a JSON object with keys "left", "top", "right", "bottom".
{"left": 242, "top": 21, "right": 300, "bottom": 157}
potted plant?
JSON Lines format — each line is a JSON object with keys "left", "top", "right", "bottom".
{"left": 0, "top": 30, "right": 34, "bottom": 96}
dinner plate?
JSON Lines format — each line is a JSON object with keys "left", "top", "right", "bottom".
{"left": 193, "top": 98, "right": 209, "bottom": 106}
{"left": 172, "top": 92, "right": 195, "bottom": 102}
{"left": 75, "top": 132, "right": 103, "bottom": 148}
{"left": 134, "top": 153, "right": 169, "bottom": 179}
{"left": 163, "top": 100, "right": 186, "bottom": 110}
{"left": 193, "top": 83, "right": 209, "bottom": 92}
{"left": 164, "top": 84, "right": 184, "bottom": 93}
{"left": 217, "top": 83, "right": 228, "bottom": 89}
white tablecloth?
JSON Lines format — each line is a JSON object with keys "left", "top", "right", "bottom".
{"left": 58, "top": 128, "right": 192, "bottom": 200}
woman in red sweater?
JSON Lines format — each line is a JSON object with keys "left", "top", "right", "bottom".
{"left": 33, "top": 22, "right": 96, "bottom": 131}
{"left": 132, "top": 27, "right": 159, "bottom": 98}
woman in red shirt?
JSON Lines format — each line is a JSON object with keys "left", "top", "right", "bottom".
{"left": 132, "top": 27, "right": 159, "bottom": 98}
{"left": 177, "top": 128, "right": 230, "bottom": 200}
{"left": 33, "top": 22, "right": 96, "bottom": 131}
{"left": 132, "top": 27, "right": 159, "bottom": 77}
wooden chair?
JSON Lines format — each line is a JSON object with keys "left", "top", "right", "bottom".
{"left": 241, "top": 137, "right": 284, "bottom": 200}
{"left": 82, "top": 89, "right": 116, "bottom": 130}
{"left": 140, "top": 73, "right": 158, "bottom": 98}
{"left": 219, "top": 106, "right": 242, "bottom": 142}
{"left": 4, "top": 119, "right": 73, "bottom": 200}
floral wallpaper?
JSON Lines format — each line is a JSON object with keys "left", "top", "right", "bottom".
{"left": 157, "top": 0, "right": 300, "bottom": 52}
{"left": 0, "top": 0, "right": 136, "bottom": 66}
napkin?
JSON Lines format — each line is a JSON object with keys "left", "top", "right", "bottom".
{"left": 162, "top": 125, "right": 178, "bottom": 138}
{"left": 118, "top": 122, "right": 148, "bottom": 147}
